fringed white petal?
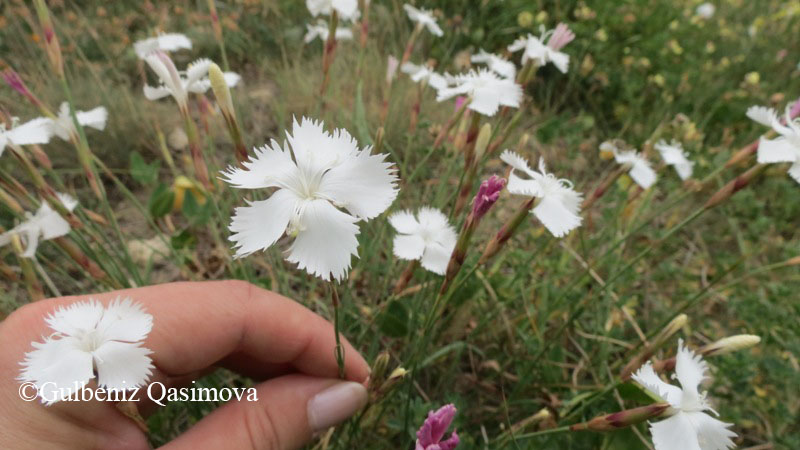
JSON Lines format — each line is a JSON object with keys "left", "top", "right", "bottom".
{"left": 221, "top": 141, "right": 298, "bottom": 189}
{"left": 675, "top": 339, "right": 709, "bottom": 404}
{"left": 389, "top": 210, "right": 420, "bottom": 234}
{"left": 76, "top": 106, "right": 108, "bottom": 132}
{"left": 143, "top": 84, "right": 171, "bottom": 101}
{"left": 632, "top": 362, "right": 683, "bottom": 407}
{"left": 5, "top": 118, "right": 53, "bottom": 146}
{"left": 548, "top": 50, "right": 570, "bottom": 73}
{"left": 629, "top": 159, "right": 658, "bottom": 189}
{"left": 533, "top": 195, "right": 582, "bottom": 238}
{"left": 96, "top": 297, "right": 153, "bottom": 343}
{"left": 18, "top": 336, "right": 94, "bottom": 405}
{"left": 229, "top": 189, "right": 298, "bottom": 258}
{"left": 788, "top": 161, "right": 800, "bottom": 184}
{"left": 393, "top": 234, "right": 426, "bottom": 261}
{"left": 420, "top": 242, "right": 452, "bottom": 275}
{"left": 650, "top": 412, "right": 702, "bottom": 450}
{"left": 756, "top": 137, "right": 798, "bottom": 164}
{"left": 746, "top": 105, "right": 777, "bottom": 127}
{"left": 685, "top": 411, "right": 737, "bottom": 450}
{"left": 93, "top": 341, "right": 154, "bottom": 391}
{"left": 286, "top": 199, "right": 360, "bottom": 281}
{"left": 318, "top": 147, "right": 398, "bottom": 220}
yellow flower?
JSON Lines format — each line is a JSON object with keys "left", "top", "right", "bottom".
{"left": 668, "top": 39, "right": 683, "bottom": 55}
{"left": 744, "top": 71, "right": 760, "bottom": 85}
{"left": 594, "top": 29, "right": 608, "bottom": 42}
{"left": 172, "top": 175, "right": 207, "bottom": 211}
{"left": 517, "top": 11, "right": 534, "bottom": 28}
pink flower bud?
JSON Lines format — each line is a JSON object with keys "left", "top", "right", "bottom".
{"left": 416, "top": 404, "right": 460, "bottom": 450}
{"left": 547, "top": 23, "right": 575, "bottom": 51}
{"left": 472, "top": 175, "right": 506, "bottom": 220}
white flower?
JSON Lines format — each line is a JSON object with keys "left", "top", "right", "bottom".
{"left": 695, "top": 3, "right": 716, "bottom": 19}
{"left": 632, "top": 340, "right": 737, "bottom": 450}
{"left": 437, "top": 69, "right": 523, "bottom": 116}
{"left": 47, "top": 102, "right": 108, "bottom": 141}
{"left": 401, "top": 62, "right": 448, "bottom": 91}
{"left": 655, "top": 140, "right": 694, "bottom": 180}
{"left": 403, "top": 4, "right": 443, "bottom": 37}
{"left": 501, "top": 150, "right": 583, "bottom": 237}
{"left": 609, "top": 144, "right": 657, "bottom": 189}
{"left": 0, "top": 117, "right": 52, "bottom": 156}
{"left": 748, "top": 104, "right": 800, "bottom": 184}
{"left": 143, "top": 54, "right": 240, "bottom": 110}
{"left": 304, "top": 20, "right": 354, "bottom": 43}
{"left": 133, "top": 32, "right": 192, "bottom": 59}
{"left": 222, "top": 117, "right": 398, "bottom": 281}
{"left": 307, "top": 0, "right": 360, "bottom": 21}
{"left": 471, "top": 50, "right": 517, "bottom": 79}
{"left": 0, "top": 193, "right": 77, "bottom": 258}
{"left": 508, "top": 23, "right": 575, "bottom": 73}
{"left": 19, "top": 297, "right": 154, "bottom": 405}
{"left": 389, "top": 207, "right": 457, "bottom": 275}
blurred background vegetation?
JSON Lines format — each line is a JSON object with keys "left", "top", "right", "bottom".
{"left": 1, "top": 0, "right": 799, "bottom": 448}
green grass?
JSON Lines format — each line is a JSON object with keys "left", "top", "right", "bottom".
{"left": 1, "top": 0, "right": 799, "bottom": 448}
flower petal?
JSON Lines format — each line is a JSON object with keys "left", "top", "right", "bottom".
{"left": 19, "top": 336, "right": 94, "bottom": 405}
{"left": 533, "top": 195, "right": 582, "bottom": 238}
{"left": 629, "top": 160, "right": 657, "bottom": 189}
{"left": 675, "top": 340, "right": 708, "bottom": 401}
{"left": 650, "top": 412, "right": 702, "bottom": 450}
{"left": 221, "top": 140, "right": 298, "bottom": 189}
{"left": 229, "top": 189, "right": 298, "bottom": 258}
{"left": 788, "top": 161, "right": 800, "bottom": 184}
{"left": 286, "top": 199, "right": 360, "bottom": 281}
{"left": 421, "top": 242, "right": 452, "bottom": 275}
{"left": 35, "top": 202, "right": 71, "bottom": 240}
{"left": 318, "top": 147, "right": 398, "bottom": 220}
{"left": 632, "top": 361, "right": 683, "bottom": 407}
{"left": 143, "top": 84, "right": 171, "bottom": 100}
{"left": 93, "top": 341, "right": 154, "bottom": 391}
{"left": 393, "top": 234, "right": 426, "bottom": 261}
{"left": 45, "top": 299, "right": 105, "bottom": 337}
{"left": 746, "top": 105, "right": 777, "bottom": 127}
{"left": 76, "top": 106, "right": 108, "bottom": 131}
{"left": 389, "top": 210, "right": 420, "bottom": 234}
{"left": 685, "top": 411, "right": 737, "bottom": 450}
{"left": 6, "top": 118, "right": 52, "bottom": 146}
{"left": 96, "top": 297, "right": 153, "bottom": 343}
{"left": 756, "top": 137, "right": 798, "bottom": 164}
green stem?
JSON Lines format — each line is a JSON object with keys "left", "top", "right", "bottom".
{"left": 331, "top": 282, "right": 345, "bottom": 379}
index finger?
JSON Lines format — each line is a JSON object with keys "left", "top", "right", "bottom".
{"left": 9, "top": 280, "right": 370, "bottom": 384}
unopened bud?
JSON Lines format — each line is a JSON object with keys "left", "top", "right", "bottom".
{"left": 700, "top": 335, "right": 761, "bottom": 357}
{"left": 33, "top": 0, "right": 64, "bottom": 79}
{"left": 620, "top": 314, "right": 686, "bottom": 380}
{"left": 472, "top": 175, "right": 506, "bottom": 220}
{"left": 388, "top": 367, "right": 407, "bottom": 380}
{"left": 370, "top": 351, "right": 391, "bottom": 387}
{"left": 653, "top": 314, "right": 687, "bottom": 345}
{"left": 374, "top": 127, "right": 385, "bottom": 155}
{"left": 705, "top": 164, "right": 766, "bottom": 209}
{"left": 474, "top": 123, "right": 492, "bottom": 160}
{"left": 209, "top": 63, "right": 234, "bottom": 118}
{"left": 571, "top": 403, "right": 671, "bottom": 432}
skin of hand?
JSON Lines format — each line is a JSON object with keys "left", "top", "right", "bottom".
{"left": 0, "top": 280, "right": 371, "bottom": 450}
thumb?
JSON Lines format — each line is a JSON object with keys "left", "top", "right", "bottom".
{"left": 161, "top": 375, "right": 369, "bottom": 450}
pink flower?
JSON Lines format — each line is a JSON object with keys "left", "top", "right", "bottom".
{"left": 472, "top": 175, "right": 506, "bottom": 220}
{"left": 416, "top": 404, "right": 460, "bottom": 450}
{"left": 547, "top": 23, "right": 575, "bottom": 51}
{"left": 2, "top": 69, "right": 40, "bottom": 107}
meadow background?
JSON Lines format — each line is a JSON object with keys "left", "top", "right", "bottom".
{"left": 1, "top": 0, "right": 799, "bottom": 448}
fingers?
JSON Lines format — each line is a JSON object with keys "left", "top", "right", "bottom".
{"left": 161, "top": 375, "right": 368, "bottom": 450}
{"left": 6, "top": 280, "right": 369, "bottom": 383}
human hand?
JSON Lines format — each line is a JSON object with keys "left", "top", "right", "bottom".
{"left": 0, "top": 280, "right": 370, "bottom": 449}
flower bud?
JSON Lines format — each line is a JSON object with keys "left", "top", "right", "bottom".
{"left": 700, "top": 335, "right": 761, "bottom": 357}
{"left": 704, "top": 164, "right": 766, "bottom": 209}
{"left": 620, "top": 314, "right": 686, "bottom": 380}
{"left": 571, "top": 403, "right": 671, "bottom": 432}
{"left": 474, "top": 123, "right": 492, "bottom": 161}
{"left": 33, "top": 0, "right": 64, "bottom": 79}
{"left": 472, "top": 175, "right": 506, "bottom": 221}
{"left": 209, "top": 63, "right": 234, "bottom": 118}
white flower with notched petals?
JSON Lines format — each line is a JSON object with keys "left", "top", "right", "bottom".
{"left": 0, "top": 117, "right": 52, "bottom": 156}
{"left": 133, "top": 32, "right": 192, "bottom": 59}
{"left": 0, "top": 193, "right": 77, "bottom": 258}
{"left": 607, "top": 144, "right": 657, "bottom": 189}
{"left": 471, "top": 50, "right": 517, "bottom": 79}
{"left": 508, "top": 23, "right": 575, "bottom": 73}
{"left": 655, "top": 140, "right": 694, "bottom": 180}
{"left": 401, "top": 62, "right": 448, "bottom": 91}
{"left": 632, "top": 340, "right": 737, "bottom": 450}
{"left": 403, "top": 4, "right": 443, "bottom": 37}
{"left": 389, "top": 207, "right": 457, "bottom": 275}
{"left": 307, "top": 0, "right": 359, "bottom": 21}
{"left": 47, "top": 102, "right": 108, "bottom": 141}
{"left": 19, "top": 297, "right": 154, "bottom": 405}
{"left": 437, "top": 69, "right": 523, "bottom": 116}
{"left": 222, "top": 117, "right": 398, "bottom": 281}
{"left": 747, "top": 104, "right": 800, "bottom": 184}
{"left": 501, "top": 150, "right": 583, "bottom": 237}
{"left": 304, "top": 20, "right": 354, "bottom": 43}
{"left": 144, "top": 53, "right": 240, "bottom": 110}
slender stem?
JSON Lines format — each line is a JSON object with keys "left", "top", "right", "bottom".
{"left": 330, "top": 282, "right": 346, "bottom": 379}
